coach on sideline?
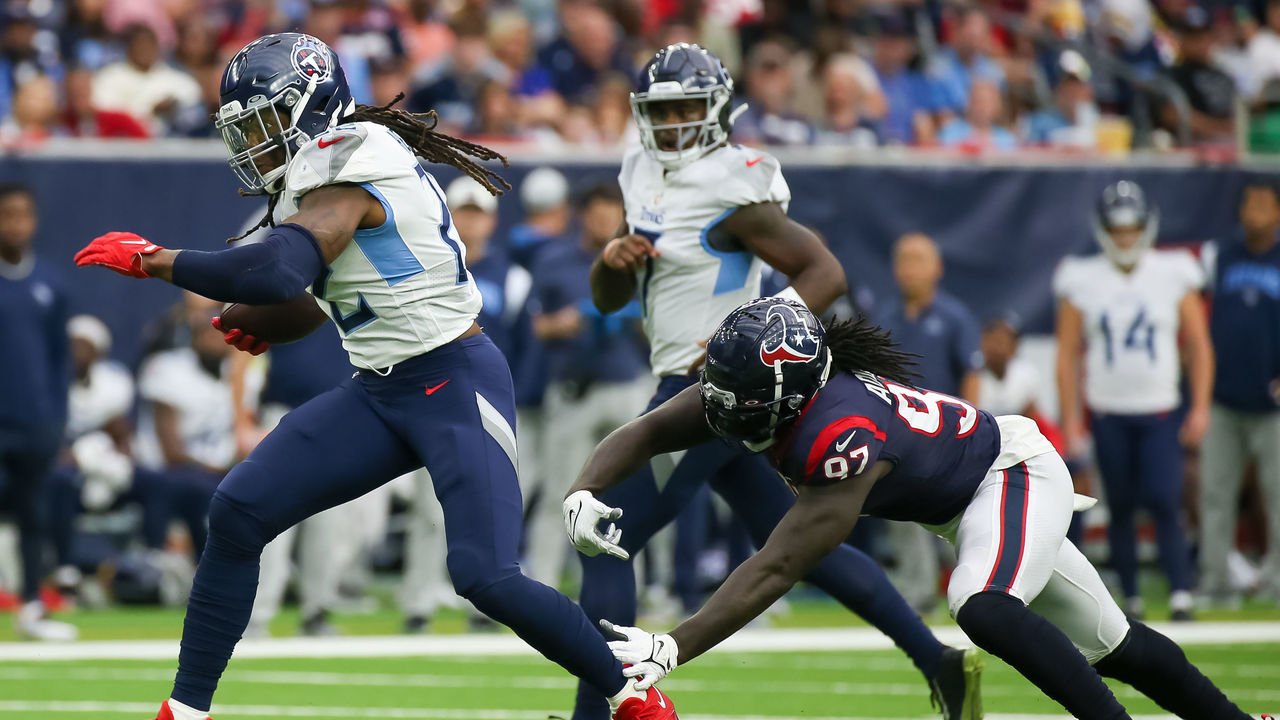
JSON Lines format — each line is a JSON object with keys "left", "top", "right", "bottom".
{"left": 1199, "top": 180, "right": 1280, "bottom": 607}
{"left": 0, "top": 183, "right": 77, "bottom": 641}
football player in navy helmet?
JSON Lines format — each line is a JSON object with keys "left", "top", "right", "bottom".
{"left": 77, "top": 33, "right": 678, "bottom": 720}
{"left": 565, "top": 43, "right": 982, "bottom": 720}
{"left": 573, "top": 298, "right": 1253, "bottom": 720}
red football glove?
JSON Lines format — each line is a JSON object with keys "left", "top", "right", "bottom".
{"left": 74, "top": 231, "right": 164, "bottom": 278}
{"left": 211, "top": 316, "right": 270, "bottom": 356}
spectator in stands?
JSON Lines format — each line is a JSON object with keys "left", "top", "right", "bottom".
{"left": 928, "top": 7, "right": 1006, "bottom": 117}
{"left": 1199, "top": 180, "right": 1280, "bottom": 607}
{"left": 469, "top": 79, "right": 525, "bottom": 140}
{"left": 398, "top": 0, "right": 454, "bottom": 72}
{"left": 816, "top": 53, "right": 883, "bottom": 147}
{"left": 876, "top": 232, "right": 984, "bottom": 612}
{"left": 0, "top": 183, "right": 75, "bottom": 641}
{"left": 48, "top": 315, "right": 183, "bottom": 599}
{"left": 60, "top": 0, "right": 123, "bottom": 71}
{"left": 535, "top": 1, "right": 631, "bottom": 104}
{"left": 60, "top": 66, "right": 148, "bottom": 138}
{"left": 733, "top": 38, "right": 816, "bottom": 146}
{"left": 1162, "top": 6, "right": 1237, "bottom": 143}
{"left": 408, "top": 14, "right": 504, "bottom": 131}
{"left": 1, "top": 72, "right": 59, "bottom": 145}
{"left": 507, "top": 166, "right": 570, "bottom": 268}
{"left": 938, "top": 78, "right": 1019, "bottom": 149}
{"left": 1248, "top": 0, "right": 1280, "bottom": 98}
{"left": 302, "top": 0, "right": 373, "bottom": 104}
{"left": 526, "top": 181, "right": 650, "bottom": 589}
{"left": 92, "top": 24, "right": 201, "bottom": 136}
{"left": 872, "top": 14, "right": 937, "bottom": 145}
{"left": 0, "top": 2, "right": 63, "bottom": 123}
{"left": 490, "top": 9, "right": 553, "bottom": 100}
{"left": 1022, "top": 50, "right": 1099, "bottom": 148}
{"left": 592, "top": 73, "right": 635, "bottom": 148}
{"left": 134, "top": 293, "right": 248, "bottom": 559}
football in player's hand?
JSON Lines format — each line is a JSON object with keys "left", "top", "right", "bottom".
{"left": 217, "top": 294, "right": 330, "bottom": 344}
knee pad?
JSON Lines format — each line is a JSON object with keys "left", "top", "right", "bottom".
{"left": 206, "top": 491, "right": 271, "bottom": 559}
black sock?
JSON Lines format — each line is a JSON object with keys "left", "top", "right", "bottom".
{"left": 955, "top": 591, "right": 1130, "bottom": 720}
{"left": 1094, "top": 621, "right": 1251, "bottom": 720}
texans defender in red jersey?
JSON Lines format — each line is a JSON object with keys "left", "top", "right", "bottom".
{"left": 568, "top": 298, "right": 1257, "bottom": 720}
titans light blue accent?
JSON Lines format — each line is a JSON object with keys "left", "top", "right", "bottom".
{"left": 699, "top": 207, "right": 751, "bottom": 295}
{"left": 356, "top": 183, "right": 426, "bottom": 287}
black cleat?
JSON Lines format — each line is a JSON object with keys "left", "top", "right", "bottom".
{"left": 404, "top": 615, "right": 431, "bottom": 634}
{"left": 930, "top": 646, "right": 984, "bottom": 720}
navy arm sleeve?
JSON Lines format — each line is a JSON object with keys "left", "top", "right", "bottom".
{"left": 170, "top": 223, "right": 326, "bottom": 304}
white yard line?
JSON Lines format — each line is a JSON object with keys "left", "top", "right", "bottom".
{"left": 4, "top": 621, "right": 1280, "bottom": 662}
{"left": 0, "top": 701, "right": 1189, "bottom": 719}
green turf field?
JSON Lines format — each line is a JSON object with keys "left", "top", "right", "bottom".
{"left": 1, "top": 643, "right": 1278, "bottom": 719}
{"left": 4, "top": 593, "right": 1279, "bottom": 719}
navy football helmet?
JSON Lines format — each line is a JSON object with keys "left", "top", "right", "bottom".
{"left": 700, "top": 298, "right": 832, "bottom": 450}
{"left": 215, "top": 33, "right": 354, "bottom": 193}
{"left": 1093, "top": 180, "right": 1159, "bottom": 268}
{"left": 632, "top": 43, "right": 742, "bottom": 171}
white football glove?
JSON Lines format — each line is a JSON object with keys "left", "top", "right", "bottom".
{"left": 563, "top": 490, "right": 629, "bottom": 560}
{"left": 601, "top": 619, "right": 678, "bottom": 690}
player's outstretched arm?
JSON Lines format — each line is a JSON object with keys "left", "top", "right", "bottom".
{"left": 668, "top": 463, "right": 885, "bottom": 664}
{"left": 723, "top": 203, "right": 848, "bottom": 315}
{"left": 563, "top": 386, "right": 711, "bottom": 559}
{"left": 76, "top": 185, "right": 377, "bottom": 305}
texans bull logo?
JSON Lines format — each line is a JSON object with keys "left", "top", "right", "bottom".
{"left": 759, "top": 304, "right": 820, "bottom": 366}
{"left": 291, "top": 37, "right": 333, "bottom": 84}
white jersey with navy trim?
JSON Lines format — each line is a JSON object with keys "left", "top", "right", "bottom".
{"left": 279, "top": 121, "right": 482, "bottom": 371}
{"left": 618, "top": 143, "right": 791, "bottom": 377}
{"left": 1054, "top": 249, "right": 1204, "bottom": 415}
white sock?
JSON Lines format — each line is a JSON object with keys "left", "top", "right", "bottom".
{"left": 166, "top": 698, "right": 209, "bottom": 720}
{"left": 606, "top": 679, "right": 644, "bottom": 711}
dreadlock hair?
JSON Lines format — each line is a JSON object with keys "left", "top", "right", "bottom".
{"left": 231, "top": 94, "right": 510, "bottom": 242}
{"left": 825, "top": 314, "right": 920, "bottom": 386}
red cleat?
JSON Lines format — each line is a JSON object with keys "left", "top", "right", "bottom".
{"left": 154, "top": 701, "right": 211, "bottom": 720}
{"left": 612, "top": 685, "right": 678, "bottom": 720}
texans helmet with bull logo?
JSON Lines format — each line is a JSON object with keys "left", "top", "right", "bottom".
{"left": 700, "top": 298, "right": 833, "bottom": 450}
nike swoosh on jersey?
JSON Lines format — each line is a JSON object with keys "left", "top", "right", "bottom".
{"left": 424, "top": 380, "right": 450, "bottom": 395}
{"left": 317, "top": 136, "right": 346, "bottom": 149}
{"left": 746, "top": 156, "right": 764, "bottom": 167}
{"left": 835, "top": 431, "right": 856, "bottom": 452}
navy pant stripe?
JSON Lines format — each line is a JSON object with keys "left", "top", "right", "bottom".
{"left": 984, "top": 462, "right": 1030, "bottom": 592}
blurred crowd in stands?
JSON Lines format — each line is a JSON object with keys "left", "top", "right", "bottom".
{"left": 1, "top": 0, "right": 1279, "bottom": 152}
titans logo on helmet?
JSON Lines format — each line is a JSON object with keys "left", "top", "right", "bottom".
{"left": 759, "top": 303, "right": 820, "bottom": 366}
{"left": 291, "top": 36, "right": 333, "bottom": 84}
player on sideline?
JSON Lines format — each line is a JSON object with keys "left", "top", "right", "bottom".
{"left": 1055, "top": 180, "right": 1211, "bottom": 621}
{"left": 73, "top": 33, "right": 675, "bottom": 720}
{"left": 572, "top": 298, "right": 1256, "bottom": 720}
{"left": 563, "top": 42, "right": 980, "bottom": 720}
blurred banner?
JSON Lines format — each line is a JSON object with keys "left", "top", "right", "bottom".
{"left": 4, "top": 149, "right": 1271, "bottom": 364}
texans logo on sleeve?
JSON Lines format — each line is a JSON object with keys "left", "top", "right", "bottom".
{"left": 759, "top": 304, "right": 820, "bottom": 366}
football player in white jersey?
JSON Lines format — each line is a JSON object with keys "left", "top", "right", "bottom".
{"left": 75, "top": 33, "right": 677, "bottom": 720}
{"left": 562, "top": 43, "right": 981, "bottom": 720}
{"left": 1054, "top": 180, "right": 1213, "bottom": 621}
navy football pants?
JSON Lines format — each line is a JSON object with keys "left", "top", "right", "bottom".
{"left": 172, "top": 335, "right": 628, "bottom": 709}
{"left": 573, "top": 376, "right": 946, "bottom": 720}
{"left": 0, "top": 431, "right": 59, "bottom": 602}
{"left": 1091, "top": 411, "right": 1192, "bottom": 599}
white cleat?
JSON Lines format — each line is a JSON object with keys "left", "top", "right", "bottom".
{"left": 15, "top": 600, "right": 78, "bottom": 641}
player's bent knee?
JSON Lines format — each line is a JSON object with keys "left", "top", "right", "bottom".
{"left": 206, "top": 491, "right": 273, "bottom": 558}
{"left": 954, "top": 589, "right": 1024, "bottom": 640}
{"left": 446, "top": 546, "right": 520, "bottom": 599}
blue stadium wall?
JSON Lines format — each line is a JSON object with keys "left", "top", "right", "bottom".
{"left": 2, "top": 152, "right": 1273, "bottom": 364}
